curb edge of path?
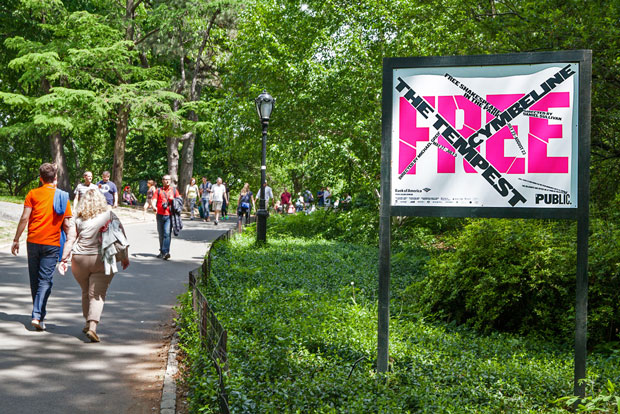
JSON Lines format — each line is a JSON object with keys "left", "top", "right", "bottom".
{"left": 160, "top": 331, "right": 179, "bottom": 414}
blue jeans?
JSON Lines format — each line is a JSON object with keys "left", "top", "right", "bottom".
{"left": 156, "top": 214, "right": 172, "bottom": 255}
{"left": 189, "top": 197, "right": 197, "bottom": 218}
{"left": 201, "top": 198, "right": 210, "bottom": 220}
{"left": 27, "top": 242, "right": 60, "bottom": 321}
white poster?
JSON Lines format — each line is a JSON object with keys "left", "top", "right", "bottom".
{"left": 391, "top": 63, "right": 579, "bottom": 208}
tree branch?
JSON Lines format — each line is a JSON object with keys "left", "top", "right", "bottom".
{"left": 130, "top": 0, "right": 144, "bottom": 14}
{"left": 190, "top": 8, "right": 221, "bottom": 101}
{"left": 134, "top": 28, "right": 159, "bottom": 46}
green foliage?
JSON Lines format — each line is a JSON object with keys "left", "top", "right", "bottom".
{"left": 554, "top": 379, "right": 620, "bottom": 413}
{"left": 414, "top": 217, "right": 620, "bottom": 346}
{"left": 176, "top": 232, "right": 620, "bottom": 413}
{"left": 175, "top": 290, "right": 221, "bottom": 414}
{"left": 267, "top": 208, "right": 380, "bottom": 246}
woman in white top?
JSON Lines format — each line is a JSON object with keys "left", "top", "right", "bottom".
{"left": 185, "top": 177, "right": 199, "bottom": 220}
{"left": 60, "top": 189, "right": 129, "bottom": 342}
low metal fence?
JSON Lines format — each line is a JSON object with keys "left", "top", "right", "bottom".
{"left": 188, "top": 227, "right": 234, "bottom": 414}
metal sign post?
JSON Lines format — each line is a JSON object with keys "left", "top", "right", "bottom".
{"left": 379, "top": 51, "right": 592, "bottom": 397}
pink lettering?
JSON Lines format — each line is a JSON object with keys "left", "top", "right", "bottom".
{"left": 437, "top": 96, "right": 481, "bottom": 173}
{"left": 398, "top": 96, "right": 435, "bottom": 174}
{"left": 486, "top": 94, "right": 525, "bottom": 174}
{"left": 528, "top": 92, "right": 569, "bottom": 173}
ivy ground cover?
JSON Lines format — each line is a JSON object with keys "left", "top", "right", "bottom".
{"left": 177, "top": 232, "right": 616, "bottom": 413}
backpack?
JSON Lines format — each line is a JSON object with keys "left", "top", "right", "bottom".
{"left": 240, "top": 192, "right": 251, "bottom": 210}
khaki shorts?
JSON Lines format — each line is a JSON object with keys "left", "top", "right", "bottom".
{"left": 212, "top": 201, "right": 223, "bottom": 211}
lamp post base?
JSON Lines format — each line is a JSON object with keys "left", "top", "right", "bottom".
{"left": 256, "top": 208, "right": 269, "bottom": 243}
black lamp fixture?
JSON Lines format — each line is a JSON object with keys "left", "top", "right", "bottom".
{"left": 255, "top": 90, "right": 275, "bottom": 122}
{"left": 254, "top": 90, "right": 275, "bottom": 243}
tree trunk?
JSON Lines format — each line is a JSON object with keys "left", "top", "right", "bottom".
{"left": 178, "top": 110, "right": 197, "bottom": 193}
{"left": 112, "top": 106, "right": 129, "bottom": 187}
{"left": 50, "top": 131, "right": 70, "bottom": 192}
{"left": 167, "top": 136, "right": 180, "bottom": 184}
{"left": 178, "top": 132, "right": 195, "bottom": 194}
{"left": 69, "top": 135, "right": 81, "bottom": 189}
{"left": 41, "top": 77, "right": 70, "bottom": 192}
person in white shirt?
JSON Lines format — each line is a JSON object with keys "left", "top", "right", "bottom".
{"left": 323, "top": 186, "right": 332, "bottom": 209}
{"left": 257, "top": 181, "right": 274, "bottom": 210}
{"left": 210, "top": 177, "right": 229, "bottom": 225}
{"left": 73, "top": 171, "right": 98, "bottom": 209}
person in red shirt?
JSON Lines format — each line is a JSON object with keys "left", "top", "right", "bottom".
{"left": 12, "top": 163, "right": 74, "bottom": 330}
{"left": 280, "top": 187, "right": 292, "bottom": 214}
{"left": 151, "top": 174, "right": 180, "bottom": 260}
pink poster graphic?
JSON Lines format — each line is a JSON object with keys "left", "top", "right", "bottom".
{"left": 391, "top": 63, "right": 578, "bottom": 209}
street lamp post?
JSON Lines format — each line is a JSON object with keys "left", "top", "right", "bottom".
{"left": 255, "top": 90, "right": 274, "bottom": 244}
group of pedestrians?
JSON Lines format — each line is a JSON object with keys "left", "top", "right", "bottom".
{"left": 271, "top": 185, "right": 352, "bottom": 214}
{"left": 10, "top": 165, "right": 241, "bottom": 345}
{"left": 192, "top": 176, "right": 229, "bottom": 225}
{"left": 11, "top": 163, "right": 129, "bottom": 343}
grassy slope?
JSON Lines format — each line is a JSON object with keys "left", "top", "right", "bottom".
{"left": 179, "top": 231, "right": 619, "bottom": 413}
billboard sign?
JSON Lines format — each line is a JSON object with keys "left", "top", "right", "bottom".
{"left": 383, "top": 52, "right": 590, "bottom": 219}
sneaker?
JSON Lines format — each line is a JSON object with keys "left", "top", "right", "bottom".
{"left": 31, "top": 319, "right": 46, "bottom": 331}
{"left": 163, "top": 253, "right": 171, "bottom": 260}
{"left": 190, "top": 217, "right": 194, "bottom": 221}
{"left": 156, "top": 253, "right": 164, "bottom": 259}
{"left": 214, "top": 220, "right": 218, "bottom": 225}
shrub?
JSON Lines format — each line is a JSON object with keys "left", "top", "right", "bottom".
{"left": 413, "top": 217, "right": 620, "bottom": 346}
{"left": 413, "top": 219, "right": 575, "bottom": 338}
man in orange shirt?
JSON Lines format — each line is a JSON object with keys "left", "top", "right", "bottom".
{"left": 11, "top": 163, "right": 74, "bottom": 331}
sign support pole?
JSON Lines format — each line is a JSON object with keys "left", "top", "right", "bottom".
{"left": 378, "top": 60, "right": 392, "bottom": 373}
{"left": 574, "top": 215, "right": 589, "bottom": 397}
{"left": 377, "top": 212, "right": 391, "bottom": 373}
{"left": 574, "top": 52, "right": 591, "bottom": 398}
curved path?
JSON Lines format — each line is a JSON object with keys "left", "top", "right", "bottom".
{"left": 0, "top": 208, "right": 236, "bottom": 413}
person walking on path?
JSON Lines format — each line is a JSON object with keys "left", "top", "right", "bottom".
{"left": 11, "top": 162, "right": 74, "bottom": 331}
{"left": 317, "top": 187, "right": 325, "bottom": 208}
{"left": 295, "top": 192, "right": 304, "bottom": 212}
{"left": 73, "top": 171, "right": 98, "bottom": 209}
{"left": 211, "top": 177, "right": 228, "bottom": 225}
{"left": 237, "top": 182, "right": 256, "bottom": 232}
{"left": 97, "top": 171, "right": 118, "bottom": 209}
{"left": 199, "top": 176, "right": 212, "bottom": 222}
{"left": 303, "top": 189, "right": 314, "bottom": 212}
{"left": 324, "top": 186, "right": 332, "bottom": 209}
{"left": 280, "top": 187, "right": 291, "bottom": 214}
{"left": 143, "top": 179, "right": 156, "bottom": 218}
{"left": 221, "top": 181, "right": 230, "bottom": 220}
{"left": 58, "top": 189, "right": 129, "bottom": 342}
{"left": 258, "top": 181, "right": 274, "bottom": 212}
{"left": 152, "top": 175, "right": 180, "bottom": 260}
{"left": 185, "top": 177, "right": 199, "bottom": 220}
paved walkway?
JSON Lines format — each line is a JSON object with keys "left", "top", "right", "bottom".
{"left": 0, "top": 204, "right": 237, "bottom": 413}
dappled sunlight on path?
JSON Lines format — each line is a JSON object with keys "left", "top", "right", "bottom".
{"left": 0, "top": 218, "right": 236, "bottom": 413}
